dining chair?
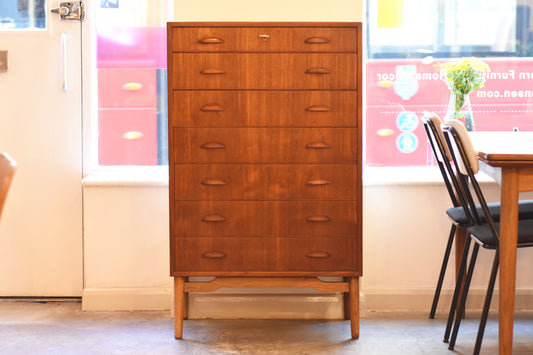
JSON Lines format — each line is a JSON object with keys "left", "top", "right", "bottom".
{"left": 421, "top": 113, "right": 533, "bottom": 320}
{"left": 0, "top": 152, "right": 17, "bottom": 220}
{"left": 441, "top": 120, "right": 533, "bottom": 354}
{"left": 422, "top": 112, "right": 472, "bottom": 319}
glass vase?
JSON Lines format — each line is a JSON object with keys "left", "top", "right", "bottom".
{"left": 445, "top": 93, "right": 475, "bottom": 131}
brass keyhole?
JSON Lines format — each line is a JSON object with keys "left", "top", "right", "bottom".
{"left": 259, "top": 34, "right": 270, "bottom": 41}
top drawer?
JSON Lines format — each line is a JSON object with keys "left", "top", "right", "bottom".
{"left": 169, "top": 26, "right": 358, "bottom": 53}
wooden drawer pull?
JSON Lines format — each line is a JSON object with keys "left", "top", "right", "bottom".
{"left": 202, "top": 214, "right": 227, "bottom": 222}
{"left": 198, "top": 37, "right": 225, "bottom": 44}
{"left": 306, "top": 251, "right": 331, "bottom": 259}
{"left": 306, "top": 142, "right": 331, "bottom": 149}
{"left": 305, "top": 105, "right": 331, "bottom": 112}
{"left": 306, "top": 179, "right": 331, "bottom": 186}
{"left": 306, "top": 216, "right": 331, "bottom": 222}
{"left": 200, "top": 104, "right": 225, "bottom": 112}
{"left": 202, "top": 251, "right": 226, "bottom": 259}
{"left": 305, "top": 67, "right": 330, "bottom": 75}
{"left": 201, "top": 142, "right": 226, "bottom": 149}
{"left": 200, "top": 69, "right": 226, "bottom": 75}
{"left": 201, "top": 179, "right": 227, "bottom": 186}
{"left": 305, "top": 37, "right": 330, "bottom": 44}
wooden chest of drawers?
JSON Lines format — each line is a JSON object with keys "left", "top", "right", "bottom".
{"left": 167, "top": 22, "right": 362, "bottom": 339}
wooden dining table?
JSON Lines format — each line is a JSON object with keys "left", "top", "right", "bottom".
{"left": 470, "top": 132, "right": 533, "bottom": 354}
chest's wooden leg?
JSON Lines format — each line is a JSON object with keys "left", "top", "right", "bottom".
{"left": 349, "top": 277, "right": 359, "bottom": 339}
{"left": 174, "top": 277, "right": 185, "bottom": 339}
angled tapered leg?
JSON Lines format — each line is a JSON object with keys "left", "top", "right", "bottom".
{"left": 349, "top": 277, "right": 359, "bottom": 339}
{"left": 430, "top": 224, "right": 456, "bottom": 319}
{"left": 174, "top": 277, "right": 185, "bottom": 339}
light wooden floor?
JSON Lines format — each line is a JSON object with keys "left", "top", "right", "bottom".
{"left": 1, "top": 300, "right": 533, "bottom": 354}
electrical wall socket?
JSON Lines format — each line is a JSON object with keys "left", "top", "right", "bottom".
{"left": 0, "top": 51, "right": 7, "bottom": 72}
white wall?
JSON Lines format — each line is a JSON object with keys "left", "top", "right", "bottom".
{"left": 82, "top": 0, "right": 533, "bottom": 317}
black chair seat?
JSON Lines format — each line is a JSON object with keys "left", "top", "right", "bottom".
{"left": 446, "top": 200, "right": 533, "bottom": 227}
{"left": 469, "top": 218, "right": 533, "bottom": 248}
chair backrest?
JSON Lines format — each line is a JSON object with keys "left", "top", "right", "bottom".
{"left": 441, "top": 120, "right": 499, "bottom": 237}
{"left": 0, "top": 153, "right": 17, "bottom": 220}
{"left": 421, "top": 112, "right": 468, "bottom": 211}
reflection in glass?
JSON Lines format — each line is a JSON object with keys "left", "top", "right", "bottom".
{"left": 96, "top": 1, "right": 169, "bottom": 166}
{"left": 0, "top": 0, "right": 46, "bottom": 30}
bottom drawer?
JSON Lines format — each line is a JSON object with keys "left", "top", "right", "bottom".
{"left": 172, "top": 236, "right": 358, "bottom": 274}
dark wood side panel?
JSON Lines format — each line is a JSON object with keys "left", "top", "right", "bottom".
{"left": 173, "top": 201, "right": 358, "bottom": 236}
{"left": 173, "top": 164, "right": 358, "bottom": 201}
{"left": 172, "top": 128, "right": 357, "bottom": 164}
{"left": 171, "top": 53, "right": 357, "bottom": 90}
{"left": 170, "top": 26, "right": 358, "bottom": 52}
{"left": 171, "top": 91, "right": 358, "bottom": 128}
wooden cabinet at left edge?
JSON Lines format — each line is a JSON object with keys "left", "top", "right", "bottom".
{"left": 167, "top": 22, "right": 363, "bottom": 339}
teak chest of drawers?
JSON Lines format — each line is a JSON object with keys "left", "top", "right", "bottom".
{"left": 167, "top": 22, "right": 362, "bottom": 339}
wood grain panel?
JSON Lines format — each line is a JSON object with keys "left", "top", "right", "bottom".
{"left": 173, "top": 201, "right": 358, "bottom": 236}
{"left": 170, "top": 26, "right": 358, "bottom": 52}
{"left": 171, "top": 91, "right": 358, "bottom": 127}
{"left": 286, "top": 237, "right": 358, "bottom": 271}
{"left": 172, "top": 128, "right": 357, "bottom": 163}
{"left": 172, "top": 236, "right": 359, "bottom": 272}
{"left": 171, "top": 53, "right": 357, "bottom": 90}
{"left": 173, "top": 164, "right": 357, "bottom": 201}
{"left": 173, "top": 236, "right": 283, "bottom": 272}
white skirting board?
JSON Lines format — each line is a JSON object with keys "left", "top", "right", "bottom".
{"left": 81, "top": 287, "right": 533, "bottom": 316}
{"left": 82, "top": 288, "right": 173, "bottom": 311}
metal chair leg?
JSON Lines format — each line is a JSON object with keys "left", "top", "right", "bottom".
{"left": 430, "top": 224, "right": 456, "bottom": 319}
{"left": 449, "top": 244, "right": 480, "bottom": 350}
{"left": 444, "top": 235, "right": 472, "bottom": 343}
{"left": 473, "top": 250, "right": 499, "bottom": 355}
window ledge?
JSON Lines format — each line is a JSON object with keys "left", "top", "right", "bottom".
{"left": 81, "top": 166, "right": 496, "bottom": 188}
{"left": 82, "top": 167, "right": 169, "bottom": 187}
{"left": 363, "top": 166, "right": 497, "bottom": 187}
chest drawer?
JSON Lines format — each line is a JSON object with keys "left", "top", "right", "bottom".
{"left": 173, "top": 201, "right": 357, "bottom": 236}
{"left": 172, "top": 236, "right": 282, "bottom": 273}
{"left": 173, "top": 164, "right": 357, "bottom": 201}
{"left": 171, "top": 91, "right": 358, "bottom": 128}
{"left": 170, "top": 26, "right": 358, "bottom": 52}
{"left": 172, "top": 128, "right": 357, "bottom": 164}
{"left": 172, "top": 236, "right": 358, "bottom": 274}
{"left": 171, "top": 53, "right": 357, "bottom": 90}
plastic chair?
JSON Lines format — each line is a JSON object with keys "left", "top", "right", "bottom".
{"left": 421, "top": 113, "right": 533, "bottom": 319}
{"left": 442, "top": 120, "right": 533, "bottom": 354}
{"left": 0, "top": 152, "right": 16, "bottom": 220}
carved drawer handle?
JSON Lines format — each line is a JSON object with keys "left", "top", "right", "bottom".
{"left": 306, "top": 179, "right": 331, "bottom": 186}
{"left": 202, "top": 251, "right": 226, "bottom": 259}
{"left": 305, "top": 37, "right": 330, "bottom": 44}
{"left": 200, "top": 69, "right": 226, "bottom": 75}
{"left": 200, "top": 104, "right": 225, "bottom": 112}
{"left": 201, "top": 179, "right": 227, "bottom": 186}
{"left": 198, "top": 37, "right": 225, "bottom": 44}
{"left": 306, "top": 142, "right": 331, "bottom": 149}
{"left": 306, "top": 216, "right": 331, "bottom": 222}
{"left": 305, "top": 105, "right": 331, "bottom": 112}
{"left": 201, "top": 142, "right": 226, "bottom": 149}
{"left": 202, "top": 214, "right": 227, "bottom": 222}
{"left": 306, "top": 251, "right": 331, "bottom": 259}
{"left": 305, "top": 67, "right": 330, "bottom": 75}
